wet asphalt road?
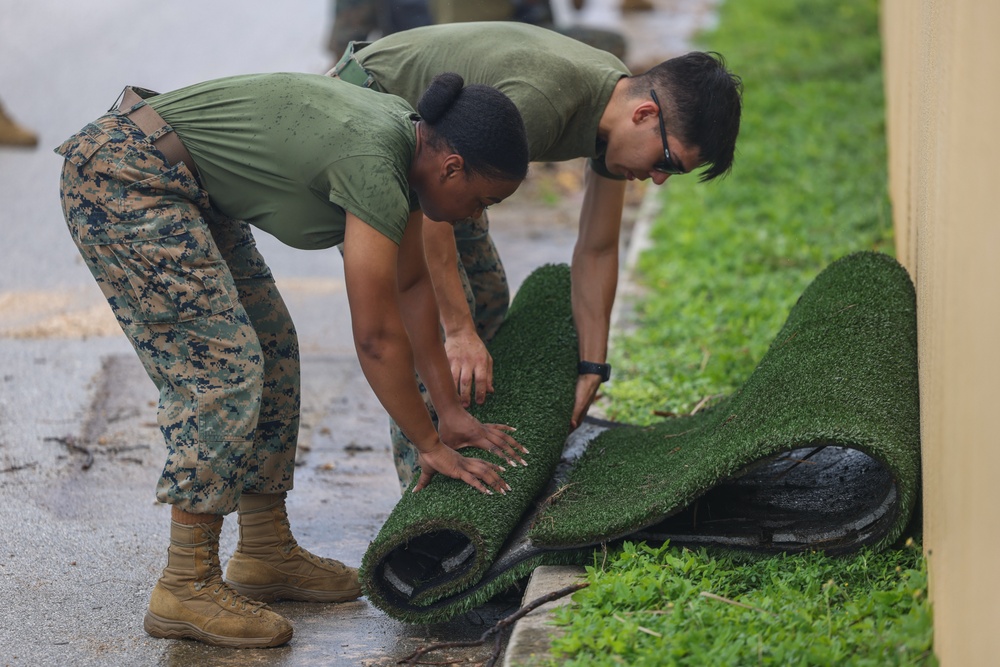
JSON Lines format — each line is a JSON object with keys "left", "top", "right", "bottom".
{"left": 0, "top": 1, "right": 713, "bottom": 664}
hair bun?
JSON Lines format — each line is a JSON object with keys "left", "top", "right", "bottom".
{"left": 417, "top": 72, "right": 465, "bottom": 124}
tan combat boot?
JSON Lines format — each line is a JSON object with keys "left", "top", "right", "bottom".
{"left": 144, "top": 518, "right": 293, "bottom": 648}
{"left": 225, "top": 492, "right": 362, "bottom": 603}
{"left": 0, "top": 102, "right": 38, "bottom": 147}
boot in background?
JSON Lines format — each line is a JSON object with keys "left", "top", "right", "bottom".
{"left": 0, "top": 99, "right": 38, "bottom": 148}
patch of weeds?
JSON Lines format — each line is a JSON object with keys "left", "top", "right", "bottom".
{"left": 603, "top": 0, "right": 892, "bottom": 423}
{"left": 549, "top": 541, "right": 934, "bottom": 666}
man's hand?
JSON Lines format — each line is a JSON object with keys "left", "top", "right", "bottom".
{"left": 438, "top": 409, "right": 527, "bottom": 467}
{"left": 413, "top": 443, "right": 511, "bottom": 494}
{"left": 570, "top": 374, "right": 603, "bottom": 430}
{"left": 444, "top": 328, "right": 493, "bottom": 407}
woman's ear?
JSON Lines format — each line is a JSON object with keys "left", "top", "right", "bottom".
{"left": 439, "top": 153, "right": 466, "bottom": 183}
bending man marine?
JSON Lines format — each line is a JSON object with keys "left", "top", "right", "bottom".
{"left": 331, "top": 21, "right": 743, "bottom": 490}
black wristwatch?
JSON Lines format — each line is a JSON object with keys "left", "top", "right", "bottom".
{"left": 578, "top": 360, "right": 612, "bottom": 383}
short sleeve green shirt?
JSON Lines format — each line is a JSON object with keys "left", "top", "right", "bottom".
{"left": 354, "top": 22, "right": 630, "bottom": 179}
{"left": 149, "top": 73, "right": 418, "bottom": 249}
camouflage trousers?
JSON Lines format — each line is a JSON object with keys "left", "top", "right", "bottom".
{"left": 56, "top": 111, "right": 299, "bottom": 515}
{"left": 326, "top": 0, "right": 433, "bottom": 60}
{"left": 389, "top": 212, "right": 510, "bottom": 491}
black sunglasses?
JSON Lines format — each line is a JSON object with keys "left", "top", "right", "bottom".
{"left": 650, "top": 89, "right": 686, "bottom": 175}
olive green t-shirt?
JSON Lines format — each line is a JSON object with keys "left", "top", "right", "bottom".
{"left": 354, "top": 22, "right": 629, "bottom": 179}
{"left": 148, "top": 72, "right": 419, "bottom": 249}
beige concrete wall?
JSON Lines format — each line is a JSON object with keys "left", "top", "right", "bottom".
{"left": 882, "top": 1, "right": 1000, "bottom": 664}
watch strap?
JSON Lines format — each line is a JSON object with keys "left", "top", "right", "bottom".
{"left": 578, "top": 360, "right": 612, "bottom": 383}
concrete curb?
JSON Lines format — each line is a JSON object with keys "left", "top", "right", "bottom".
{"left": 610, "top": 180, "right": 663, "bottom": 338}
{"left": 502, "top": 566, "right": 590, "bottom": 666}
{"left": 502, "top": 182, "right": 664, "bottom": 667}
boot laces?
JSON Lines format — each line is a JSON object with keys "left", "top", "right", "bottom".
{"left": 211, "top": 583, "right": 267, "bottom": 613}
{"left": 300, "top": 548, "right": 351, "bottom": 572}
{"left": 277, "top": 513, "right": 300, "bottom": 554}
{"left": 274, "top": 506, "right": 350, "bottom": 572}
{"left": 200, "top": 543, "right": 267, "bottom": 613}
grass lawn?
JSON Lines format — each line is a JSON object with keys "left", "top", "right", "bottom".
{"left": 548, "top": 0, "right": 934, "bottom": 663}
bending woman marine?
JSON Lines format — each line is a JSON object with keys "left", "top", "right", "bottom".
{"left": 55, "top": 71, "right": 529, "bottom": 649}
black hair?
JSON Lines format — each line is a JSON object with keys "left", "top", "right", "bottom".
{"left": 632, "top": 52, "right": 743, "bottom": 181}
{"left": 417, "top": 72, "right": 529, "bottom": 182}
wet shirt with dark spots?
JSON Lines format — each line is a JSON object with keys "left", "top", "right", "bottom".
{"left": 149, "top": 73, "right": 419, "bottom": 248}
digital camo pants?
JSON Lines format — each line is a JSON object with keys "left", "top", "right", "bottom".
{"left": 56, "top": 112, "right": 299, "bottom": 515}
{"left": 389, "top": 212, "right": 510, "bottom": 491}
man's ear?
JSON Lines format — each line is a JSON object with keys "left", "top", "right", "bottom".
{"left": 440, "top": 153, "right": 466, "bottom": 182}
{"left": 632, "top": 100, "right": 659, "bottom": 125}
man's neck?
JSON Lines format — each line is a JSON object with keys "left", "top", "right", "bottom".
{"left": 597, "top": 77, "right": 632, "bottom": 142}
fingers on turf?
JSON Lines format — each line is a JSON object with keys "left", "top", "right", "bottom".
{"left": 483, "top": 427, "right": 529, "bottom": 464}
{"left": 485, "top": 424, "right": 529, "bottom": 455}
{"left": 464, "top": 460, "right": 510, "bottom": 495}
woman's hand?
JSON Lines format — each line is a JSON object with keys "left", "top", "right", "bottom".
{"left": 444, "top": 328, "right": 493, "bottom": 407}
{"left": 438, "top": 409, "right": 527, "bottom": 467}
{"left": 413, "top": 443, "right": 511, "bottom": 494}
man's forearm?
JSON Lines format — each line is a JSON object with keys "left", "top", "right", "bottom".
{"left": 571, "top": 249, "right": 618, "bottom": 363}
{"left": 572, "top": 167, "right": 627, "bottom": 363}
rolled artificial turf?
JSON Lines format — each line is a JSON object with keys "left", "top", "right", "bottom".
{"left": 360, "top": 263, "right": 581, "bottom": 622}
{"left": 361, "top": 252, "right": 920, "bottom": 623}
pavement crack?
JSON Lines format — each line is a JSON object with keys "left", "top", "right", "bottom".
{"left": 45, "top": 354, "right": 154, "bottom": 471}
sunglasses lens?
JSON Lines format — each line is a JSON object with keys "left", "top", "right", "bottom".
{"left": 653, "top": 160, "right": 685, "bottom": 175}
